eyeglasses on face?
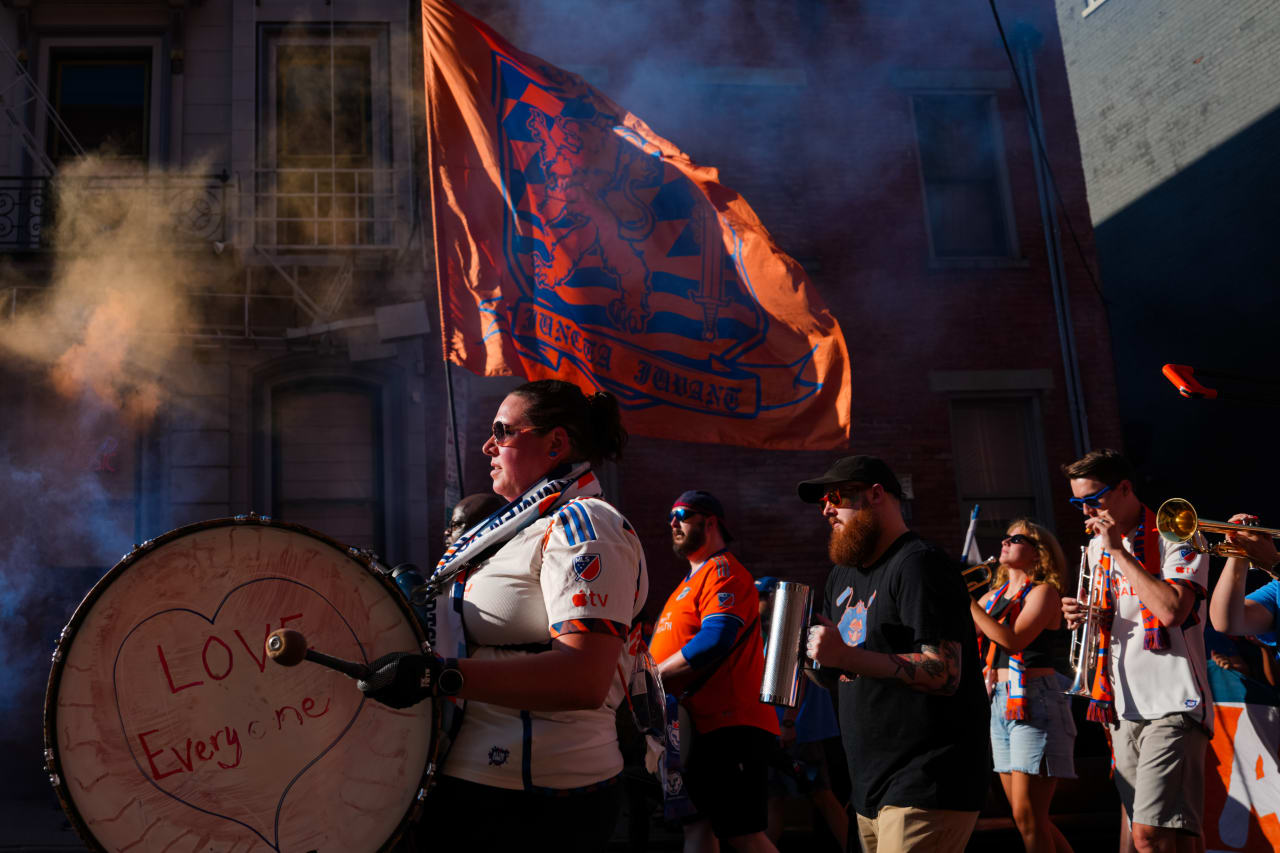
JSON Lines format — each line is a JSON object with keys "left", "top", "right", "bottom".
{"left": 1068, "top": 484, "right": 1113, "bottom": 510}
{"left": 489, "top": 420, "right": 540, "bottom": 446}
{"left": 1002, "top": 533, "right": 1038, "bottom": 547}
{"left": 669, "top": 507, "right": 703, "bottom": 523}
{"left": 821, "top": 484, "right": 870, "bottom": 509}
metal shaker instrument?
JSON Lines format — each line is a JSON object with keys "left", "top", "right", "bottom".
{"left": 760, "top": 581, "right": 816, "bottom": 707}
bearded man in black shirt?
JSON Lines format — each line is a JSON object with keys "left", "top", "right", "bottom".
{"left": 800, "top": 455, "right": 991, "bottom": 853}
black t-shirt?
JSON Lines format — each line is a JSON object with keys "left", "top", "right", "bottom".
{"left": 823, "top": 532, "right": 991, "bottom": 817}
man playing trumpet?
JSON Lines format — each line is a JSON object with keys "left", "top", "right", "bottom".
{"left": 1208, "top": 513, "right": 1279, "bottom": 652}
{"left": 1060, "top": 449, "right": 1211, "bottom": 853}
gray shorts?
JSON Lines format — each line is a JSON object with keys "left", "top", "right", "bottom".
{"left": 1111, "top": 713, "right": 1209, "bottom": 835}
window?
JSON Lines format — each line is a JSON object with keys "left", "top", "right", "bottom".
{"left": 950, "top": 396, "right": 1051, "bottom": 559}
{"left": 272, "top": 381, "right": 384, "bottom": 553}
{"left": 48, "top": 48, "right": 152, "bottom": 163}
{"left": 257, "top": 26, "right": 393, "bottom": 249}
{"left": 911, "top": 93, "right": 1016, "bottom": 260}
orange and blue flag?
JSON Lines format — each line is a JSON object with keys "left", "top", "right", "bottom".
{"left": 422, "top": 0, "right": 850, "bottom": 449}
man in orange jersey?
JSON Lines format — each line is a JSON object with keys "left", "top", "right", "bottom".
{"left": 650, "top": 490, "right": 780, "bottom": 853}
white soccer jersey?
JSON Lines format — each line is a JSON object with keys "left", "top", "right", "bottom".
{"left": 443, "top": 496, "right": 648, "bottom": 790}
{"left": 1089, "top": 529, "right": 1212, "bottom": 732}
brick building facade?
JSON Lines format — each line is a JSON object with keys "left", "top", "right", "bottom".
{"left": 459, "top": 0, "right": 1121, "bottom": 598}
{"left": 1053, "top": 0, "right": 1280, "bottom": 518}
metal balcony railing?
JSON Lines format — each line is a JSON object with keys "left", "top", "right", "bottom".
{"left": 253, "top": 168, "right": 399, "bottom": 250}
{"left": 0, "top": 173, "right": 228, "bottom": 251}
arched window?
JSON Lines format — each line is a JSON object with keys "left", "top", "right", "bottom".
{"left": 270, "top": 378, "right": 385, "bottom": 553}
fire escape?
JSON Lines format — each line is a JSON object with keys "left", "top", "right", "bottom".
{"left": 0, "top": 7, "right": 424, "bottom": 348}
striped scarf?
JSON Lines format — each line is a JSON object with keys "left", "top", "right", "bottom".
{"left": 977, "top": 581, "right": 1034, "bottom": 720}
{"left": 1087, "top": 547, "right": 1118, "bottom": 724}
{"left": 423, "top": 461, "right": 601, "bottom": 741}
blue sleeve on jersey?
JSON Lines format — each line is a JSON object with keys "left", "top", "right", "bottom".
{"left": 680, "top": 613, "right": 741, "bottom": 668}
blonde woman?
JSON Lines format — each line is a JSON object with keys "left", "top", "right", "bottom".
{"left": 971, "top": 519, "right": 1076, "bottom": 853}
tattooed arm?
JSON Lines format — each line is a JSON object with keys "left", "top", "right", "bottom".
{"left": 808, "top": 616, "right": 963, "bottom": 695}
{"left": 879, "top": 641, "right": 962, "bottom": 695}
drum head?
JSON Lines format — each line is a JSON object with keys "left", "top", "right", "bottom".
{"left": 44, "top": 517, "right": 434, "bottom": 853}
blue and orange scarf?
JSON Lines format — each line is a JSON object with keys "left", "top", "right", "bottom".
{"left": 978, "top": 580, "right": 1035, "bottom": 720}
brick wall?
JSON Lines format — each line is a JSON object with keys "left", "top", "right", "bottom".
{"left": 1054, "top": 0, "right": 1280, "bottom": 518}
{"left": 448, "top": 0, "right": 1122, "bottom": 602}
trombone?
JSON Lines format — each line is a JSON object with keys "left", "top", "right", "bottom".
{"left": 1155, "top": 498, "right": 1280, "bottom": 579}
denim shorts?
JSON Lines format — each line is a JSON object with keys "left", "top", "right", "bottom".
{"left": 990, "top": 674, "right": 1077, "bottom": 778}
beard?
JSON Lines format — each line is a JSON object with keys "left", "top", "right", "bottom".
{"left": 672, "top": 519, "right": 707, "bottom": 558}
{"left": 828, "top": 508, "right": 880, "bottom": 567}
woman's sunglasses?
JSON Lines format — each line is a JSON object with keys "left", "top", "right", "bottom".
{"left": 1002, "top": 533, "right": 1038, "bottom": 547}
{"left": 490, "top": 420, "right": 540, "bottom": 446}
{"left": 1068, "top": 484, "right": 1112, "bottom": 509}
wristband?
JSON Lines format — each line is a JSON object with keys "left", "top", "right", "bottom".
{"left": 438, "top": 658, "right": 465, "bottom": 696}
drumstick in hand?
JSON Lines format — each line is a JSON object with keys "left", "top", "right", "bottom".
{"left": 265, "top": 629, "right": 370, "bottom": 680}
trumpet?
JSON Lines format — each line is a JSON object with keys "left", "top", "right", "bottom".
{"left": 962, "top": 558, "right": 996, "bottom": 592}
{"left": 1064, "top": 545, "right": 1105, "bottom": 698}
{"left": 1156, "top": 498, "right": 1280, "bottom": 578}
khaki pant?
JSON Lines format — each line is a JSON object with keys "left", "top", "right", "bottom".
{"left": 855, "top": 806, "right": 978, "bottom": 853}
{"left": 1111, "top": 713, "right": 1209, "bottom": 835}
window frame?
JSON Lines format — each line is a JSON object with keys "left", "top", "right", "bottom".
{"left": 908, "top": 89, "right": 1020, "bottom": 265}
{"left": 254, "top": 23, "right": 396, "bottom": 250}
{"left": 946, "top": 390, "right": 1055, "bottom": 556}
{"left": 254, "top": 360, "right": 409, "bottom": 561}
{"left": 256, "top": 23, "right": 392, "bottom": 172}
{"left": 35, "top": 35, "right": 167, "bottom": 169}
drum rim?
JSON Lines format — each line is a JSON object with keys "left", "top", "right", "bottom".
{"left": 42, "top": 514, "right": 437, "bottom": 853}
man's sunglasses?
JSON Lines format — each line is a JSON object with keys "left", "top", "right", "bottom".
{"left": 1002, "top": 533, "right": 1038, "bottom": 547}
{"left": 1068, "top": 484, "right": 1113, "bottom": 509}
{"left": 669, "top": 507, "right": 703, "bottom": 523}
{"left": 490, "top": 420, "right": 540, "bottom": 446}
{"left": 820, "top": 484, "right": 870, "bottom": 508}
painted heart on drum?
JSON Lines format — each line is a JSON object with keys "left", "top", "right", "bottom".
{"left": 46, "top": 520, "right": 434, "bottom": 853}
{"left": 112, "top": 578, "right": 363, "bottom": 841}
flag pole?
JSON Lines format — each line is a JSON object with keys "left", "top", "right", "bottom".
{"left": 420, "top": 21, "right": 464, "bottom": 512}
{"left": 962, "top": 504, "right": 982, "bottom": 565}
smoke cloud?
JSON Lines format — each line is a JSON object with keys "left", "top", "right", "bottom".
{"left": 0, "top": 157, "right": 203, "bottom": 421}
{"left": 0, "top": 156, "right": 214, "bottom": 792}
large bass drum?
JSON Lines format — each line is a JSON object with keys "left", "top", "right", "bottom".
{"left": 43, "top": 515, "right": 437, "bottom": 852}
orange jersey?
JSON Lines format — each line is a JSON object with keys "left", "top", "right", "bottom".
{"left": 650, "top": 550, "right": 779, "bottom": 735}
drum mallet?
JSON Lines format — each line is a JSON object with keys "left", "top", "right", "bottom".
{"left": 265, "top": 629, "right": 370, "bottom": 680}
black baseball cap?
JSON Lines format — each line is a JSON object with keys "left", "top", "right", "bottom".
{"left": 797, "top": 455, "right": 904, "bottom": 503}
{"left": 672, "top": 489, "right": 734, "bottom": 542}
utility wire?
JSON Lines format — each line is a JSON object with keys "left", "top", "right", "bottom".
{"left": 988, "top": 0, "right": 1109, "bottom": 307}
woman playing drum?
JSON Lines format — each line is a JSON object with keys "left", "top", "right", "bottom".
{"left": 359, "top": 379, "right": 648, "bottom": 850}
{"left": 969, "top": 519, "right": 1077, "bottom": 853}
